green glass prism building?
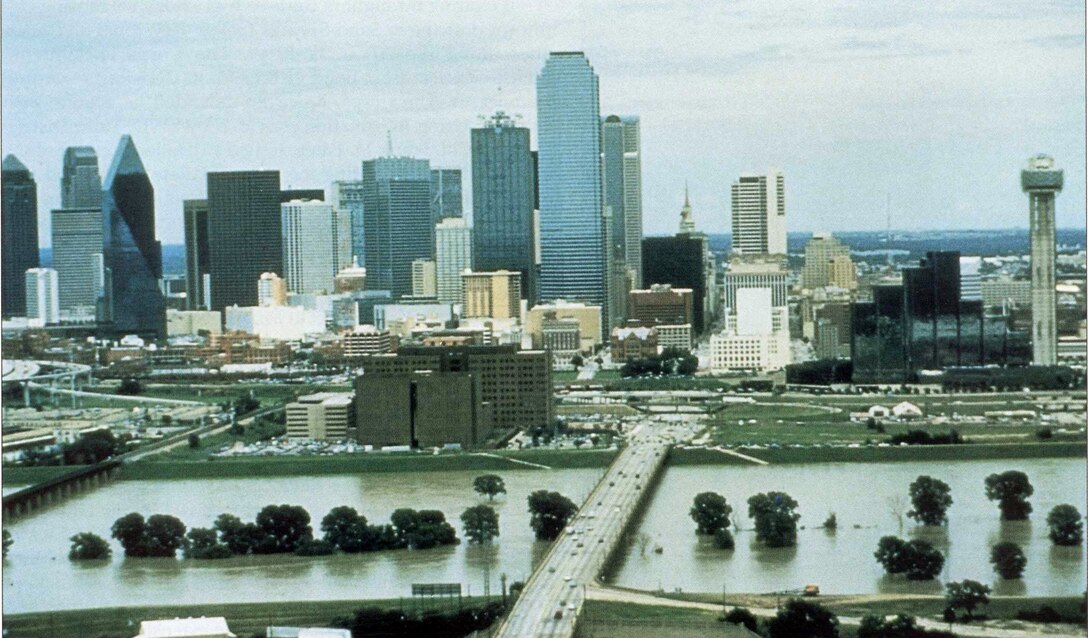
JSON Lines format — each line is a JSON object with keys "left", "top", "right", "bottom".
{"left": 99, "top": 135, "right": 165, "bottom": 338}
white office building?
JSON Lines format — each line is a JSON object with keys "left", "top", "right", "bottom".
{"left": 436, "top": 217, "right": 472, "bottom": 305}
{"left": 731, "top": 169, "right": 786, "bottom": 256}
{"left": 25, "top": 268, "right": 60, "bottom": 327}
{"left": 281, "top": 199, "right": 351, "bottom": 295}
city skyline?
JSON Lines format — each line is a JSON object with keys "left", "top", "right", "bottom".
{"left": 2, "top": 2, "right": 1084, "bottom": 248}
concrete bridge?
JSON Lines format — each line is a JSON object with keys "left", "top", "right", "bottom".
{"left": 2, "top": 459, "right": 122, "bottom": 520}
{"left": 493, "top": 416, "right": 700, "bottom": 637}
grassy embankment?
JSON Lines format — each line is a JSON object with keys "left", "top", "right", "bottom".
{"left": 2, "top": 596, "right": 500, "bottom": 638}
{"left": 671, "top": 441, "right": 1085, "bottom": 465}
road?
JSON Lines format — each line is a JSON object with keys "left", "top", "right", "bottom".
{"left": 121, "top": 405, "right": 282, "bottom": 462}
{"left": 494, "top": 415, "right": 702, "bottom": 638}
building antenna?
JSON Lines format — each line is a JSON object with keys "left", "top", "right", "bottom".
{"left": 885, "top": 192, "right": 893, "bottom": 267}
{"left": 386, "top": 130, "right": 393, "bottom": 156}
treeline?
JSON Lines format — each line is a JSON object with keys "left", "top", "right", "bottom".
{"left": 620, "top": 347, "right": 698, "bottom": 378}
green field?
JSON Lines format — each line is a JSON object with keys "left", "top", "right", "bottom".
{"left": 2, "top": 596, "right": 502, "bottom": 638}
{"left": 1, "top": 465, "right": 75, "bottom": 486}
{"left": 670, "top": 441, "right": 1086, "bottom": 466}
{"left": 121, "top": 448, "right": 616, "bottom": 480}
{"left": 577, "top": 600, "right": 737, "bottom": 638}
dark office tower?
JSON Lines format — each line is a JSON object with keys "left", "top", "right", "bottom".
{"left": 471, "top": 111, "right": 535, "bottom": 301}
{"left": 279, "top": 188, "right": 324, "bottom": 202}
{"left": 430, "top": 168, "right": 462, "bottom": 222}
{"left": 362, "top": 157, "right": 432, "bottom": 297}
{"left": 530, "top": 150, "right": 539, "bottom": 211}
{"left": 207, "top": 171, "right": 282, "bottom": 310}
{"left": 61, "top": 147, "right": 102, "bottom": 208}
{"left": 851, "top": 285, "right": 907, "bottom": 383}
{"left": 184, "top": 199, "right": 210, "bottom": 310}
{"left": 642, "top": 235, "right": 709, "bottom": 334}
{"left": 99, "top": 135, "right": 164, "bottom": 338}
{"left": 2, "top": 155, "right": 40, "bottom": 317}
{"left": 902, "top": 251, "right": 963, "bottom": 371}
{"left": 536, "top": 52, "right": 607, "bottom": 331}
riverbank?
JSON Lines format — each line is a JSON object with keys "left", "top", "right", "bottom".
{"left": 668, "top": 441, "right": 1086, "bottom": 466}
{"left": 1, "top": 595, "right": 502, "bottom": 638}
{"left": 4, "top": 441, "right": 1081, "bottom": 484}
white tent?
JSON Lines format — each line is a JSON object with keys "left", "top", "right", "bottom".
{"left": 892, "top": 401, "right": 924, "bottom": 418}
{"left": 135, "top": 617, "right": 236, "bottom": 638}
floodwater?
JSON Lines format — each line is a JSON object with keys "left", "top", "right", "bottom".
{"left": 2, "top": 468, "right": 606, "bottom": 613}
{"left": 613, "top": 458, "right": 1086, "bottom": 596}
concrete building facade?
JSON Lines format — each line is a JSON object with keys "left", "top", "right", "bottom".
{"left": 287, "top": 392, "right": 354, "bottom": 441}
{"left": 1021, "top": 154, "right": 1062, "bottom": 365}
{"left": 463, "top": 270, "right": 522, "bottom": 320}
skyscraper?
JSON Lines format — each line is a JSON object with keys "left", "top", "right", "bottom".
{"left": 99, "top": 135, "right": 164, "bottom": 338}
{"left": 471, "top": 111, "right": 536, "bottom": 302}
{"left": 51, "top": 206, "right": 102, "bottom": 314}
{"left": 536, "top": 52, "right": 606, "bottom": 332}
{"left": 52, "top": 147, "right": 103, "bottom": 315}
{"left": 601, "top": 114, "right": 643, "bottom": 287}
{"left": 207, "top": 171, "right": 282, "bottom": 310}
{"left": 362, "top": 157, "right": 432, "bottom": 297}
{"left": 642, "top": 235, "right": 710, "bottom": 335}
{"left": 25, "top": 268, "right": 59, "bottom": 327}
{"left": 801, "top": 232, "right": 852, "bottom": 289}
{"left": 331, "top": 180, "right": 365, "bottom": 265}
{"left": 730, "top": 170, "right": 786, "bottom": 256}
{"left": 281, "top": 199, "right": 339, "bottom": 294}
{"left": 61, "top": 146, "right": 102, "bottom": 208}
{"left": 183, "top": 199, "right": 210, "bottom": 310}
{"left": 2, "top": 155, "right": 39, "bottom": 318}
{"left": 1021, "top": 154, "right": 1062, "bottom": 366}
{"left": 436, "top": 217, "right": 472, "bottom": 305}
{"left": 430, "top": 168, "right": 463, "bottom": 222}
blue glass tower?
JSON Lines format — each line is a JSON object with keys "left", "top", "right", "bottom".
{"left": 471, "top": 111, "right": 535, "bottom": 301}
{"left": 99, "top": 135, "right": 164, "bottom": 338}
{"left": 536, "top": 52, "right": 606, "bottom": 327}
{"left": 362, "top": 157, "right": 432, "bottom": 297}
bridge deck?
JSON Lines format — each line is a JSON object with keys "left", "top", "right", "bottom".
{"left": 494, "top": 418, "right": 697, "bottom": 638}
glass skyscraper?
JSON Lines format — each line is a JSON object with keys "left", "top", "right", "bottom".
{"left": 471, "top": 111, "right": 535, "bottom": 301}
{"left": 206, "top": 170, "right": 282, "bottom": 310}
{"left": 362, "top": 157, "right": 433, "bottom": 297}
{"left": 1, "top": 155, "right": 39, "bottom": 317}
{"left": 536, "top": 52, "right": 606, "bottom": 330}
{"left": 183, "top": 199, "right": 210, "bottom": 309}
{"left": 99, "top": 135, "right": 164, "bottom": 338}
{"left": 430, "top": 168, "right": 462, "bottom": 222}
{"left": 61, "top": 146, "right": 102, "bottom": 208}
{"left": 331, "top": 180, "right": 366, "bottom": 265}
{"left": 601, "top": 114, "right": 643, "bottom": 288}
{"left": 53, "top": 146, "right": 103, "bottom": 314}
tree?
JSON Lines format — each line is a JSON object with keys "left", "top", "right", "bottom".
{"left": 823, "top": 513, "right": 838, "bottom": 531}
{"left": 321, "top": 506, "right": 370, "bottom": 553}
{"left": 461, "top": 505, "right": 500, "bottom": 545}
{"left": 214, "top": 513, "right": 262, "bottom": 555}
{"left": 473, "top": 475, "right": 507, "bottom": 502}
{"left": 2, "top": 529, "right": 11, "bottom": 558}
{"left": 856, "top": 614, "right": 955, "bottom": 638}
{"left": 990, "top": 542, "right": 1026, "bottom": 579}
{"left": 713, "top": 527, "right": 735, "bottom": 550}
{"left": 390, "top": 509, "right": 458, "bottom": 549}
{"left": 184, "top": 527, "right": 232, "bottom": 559}
{"left": 111, "top": 512, "right": 148, "bottom": 556}
{"left": 187, "top": 433, "right": 201, "bottom": 449}
{"left": 766, "top": 599, "right": 839, "bottom": 638}
{"left": 984, "top": 471, "right": 1033, "bottom": 520}
{"left": 690, "top": 492, "right": 732, "bottom": 535}
{"left": 907, "top": 476, "right": 953, "bottom": 526}
{"left": 945, "top": 580, "right": 990, "bottom": 621}
{"left": 747, "top": 492, "right": 801, "bottom": 548}
{"left": 69, "top": 532, "right": 112, "bottom": 560}
{"left": 874, "top": 536, "right": 944, "bottom": 580}
{"left": 527, "top": 490, "right": 577, "bottom": 541}
{"left": 721, "top": 607, "right": 758, "bottom": 633}
{"left": 117, "top": 378, "right": 143, "bottom": 395}
{"left": 571, "top": 354, "right": 584, "bottom": 368}
{"left": 142, "top": 514, "right": 187, "bottom": 557}
{"left": 63, "top": 429, "right": 119, "bottom": 465}
{"left": 253, "top": 504, "right": 312, "bottom": 554}
{"left": 1046, "top": 504, "right": 1084, "bottom": 546}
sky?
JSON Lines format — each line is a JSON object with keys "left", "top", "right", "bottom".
{"left": 2, "top": 1, "right": 1085, "bottom": 248}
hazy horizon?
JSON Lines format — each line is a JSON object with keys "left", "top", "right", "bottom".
{"left": 3, "top": 1, "right": 1084, "bottom": 248}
